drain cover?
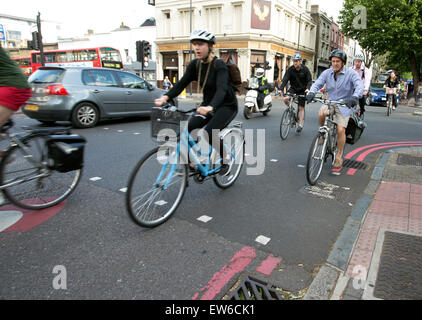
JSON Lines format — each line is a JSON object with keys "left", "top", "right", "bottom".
{"left": 397, "top": 154, "right": 422, "bottom": 166}
{"left": 342, "top": 159, "right": 367, "bottom": 170}
{"left": 373, "top": 231, "right": 422, "bottom": 300}
{"left": 224, "top": 275, "right": 284, "bottom": 300}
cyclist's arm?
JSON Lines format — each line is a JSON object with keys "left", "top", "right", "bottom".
{"left": 279, "top": 69, "right": 290, "bottom": 93}
{"left": 351, "top": 70, "right": 364, "bottom": 99}
{"left": 165, "top": 60, "right": 196, "bottom": 100}
{"left": 306, "top": 67, "right": 313, "bottom": 91}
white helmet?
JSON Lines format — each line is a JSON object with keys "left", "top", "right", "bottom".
{"left": 190, "top": 29, "right": 216, "bottom": 44}
{"left": 353, "top": 53, "right": 364, "bottom": 62}
{"left": 255, "top": 68, "right": 265, "bottom": 78}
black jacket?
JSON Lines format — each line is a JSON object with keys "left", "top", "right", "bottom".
{"left": 165, "top": 57, "right": 237, "bottom": 110}
{"left": 280, "top": 65, "right": 312, "bottom": 93}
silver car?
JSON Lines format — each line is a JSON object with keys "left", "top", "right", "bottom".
{"left": 23, "top": 67, "right": 177, "bottom": 128}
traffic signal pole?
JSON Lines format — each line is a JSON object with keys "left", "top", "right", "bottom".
{"left": 37, "top": 12, "right": 45, "bottom": 67}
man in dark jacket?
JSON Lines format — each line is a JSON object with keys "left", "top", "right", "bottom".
{"left": 280, "top": 52, "right": 312, "bottom": 132}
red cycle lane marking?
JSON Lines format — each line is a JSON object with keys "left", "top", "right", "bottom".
{"left": 256, "top": 254, "right": 282, "bottom": 276}
{"left": 192, "top": 246, "right": 256, "bottom": 300}
{"left": 0, "top": 199, "right": 66, "bottom": 233}
{"left": 346, "top": 143, "right": 422, "bottom": 175}
{"left": 345, "top": 141, "right": 422, "bottom": 160}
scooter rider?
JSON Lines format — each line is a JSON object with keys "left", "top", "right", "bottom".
{"left": 306, "top": 49, "right": 364, "bottom": 169}
{"left": 352, "top": 53, "right": 371, "bottom": 117}
{"left": 280, "top": 52, "right": 312, "bottom": 132}
{"left": 254, "top": 68, "right": 271, "bottom": 110}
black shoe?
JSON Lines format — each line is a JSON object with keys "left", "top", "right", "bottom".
{"left": 218, "top": 164, "right": 230, "bottom": 176}
{"left": 296, "top": 125, "right": 303, "bottom": 133}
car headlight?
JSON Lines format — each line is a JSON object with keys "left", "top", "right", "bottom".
{"left": 371, "top": 92, "right": 377, "bottom": 97}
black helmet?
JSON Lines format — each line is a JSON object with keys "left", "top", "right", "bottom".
{"left": 329, "top": 49, "right": 347, "bottom": 64}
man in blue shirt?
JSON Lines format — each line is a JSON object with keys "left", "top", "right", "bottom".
{"left": 307, "top": 49, "right": 364, "bottom": 168}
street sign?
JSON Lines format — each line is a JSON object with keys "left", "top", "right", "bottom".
{"left": 0, "top": 24, "right": 6, "bottom": 41}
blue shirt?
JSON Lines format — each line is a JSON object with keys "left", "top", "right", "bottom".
{"left": 310, "top": 67, "right": 364, "bottom": 117}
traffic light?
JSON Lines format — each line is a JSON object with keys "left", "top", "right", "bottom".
{"left": 142, "top": 41, "right": 151, "bottom": 69}
{"left": 143, "top": 41, "right": 151, "bottom": 59}
{"left": 136, "top": 40, "right": 144, "bottom": 62}
{"left": 32, "top": 31, "right": 40, "bottom": 50}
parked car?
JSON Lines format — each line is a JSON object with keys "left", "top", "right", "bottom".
{"left": 367, "top": 82, "right": 387, "bottom": 106}
{"left": 23, "top": 67, "right": 177, "bottom": 128}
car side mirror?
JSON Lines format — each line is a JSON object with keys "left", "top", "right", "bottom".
{"left": 146, "top": 82, "right": 154, "bottom": 91}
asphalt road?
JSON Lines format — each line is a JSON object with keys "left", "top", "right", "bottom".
{"left": 1, "top": 97, "right": 420, "bottom": 300}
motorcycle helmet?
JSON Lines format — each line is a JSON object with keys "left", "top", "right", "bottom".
{"left": 255, "top": 68, "right": 265, "bottom": 78}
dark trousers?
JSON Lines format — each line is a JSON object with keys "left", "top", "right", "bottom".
{"left": 359, "top": 96, "right": 366, "bottom": 113}
{"left": 188, "top": 105, "right": 238, "bottom": 159}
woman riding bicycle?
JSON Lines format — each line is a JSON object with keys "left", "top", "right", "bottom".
{"left": 384, "top": 71, "right": 400, "bottom": 110}
{"left": 154, "top": 29, "right": 238, "bottom": 175}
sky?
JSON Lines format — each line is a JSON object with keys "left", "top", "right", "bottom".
{"left": 2, "top": 0, "right": 344, "bottom": 38}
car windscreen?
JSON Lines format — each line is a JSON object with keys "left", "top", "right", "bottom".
{"left": 371, "top": 83, "right": 384, "bottom": 89}
{"left": 28, "top": 69, "right": 65, "bottom": 84}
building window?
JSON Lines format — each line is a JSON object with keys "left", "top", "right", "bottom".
{"left": 233, "top": 4, "right": 243, "bottom": 33}
{"left": 163, "top": 10, "right": 171, "bottom": 37}
{"left": 206, "top": 7, "right": 222, "bottom": 34}
{"left": 179, "top": 9, "right": 195, "bottom": 36}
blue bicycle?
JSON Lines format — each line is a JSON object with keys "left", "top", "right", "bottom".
{"left": 126, "top": 104, "right": 245, "bottom": 228}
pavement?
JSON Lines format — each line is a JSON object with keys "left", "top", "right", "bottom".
{"left": 304, "top": 146, "right": 422, "bottom": 300}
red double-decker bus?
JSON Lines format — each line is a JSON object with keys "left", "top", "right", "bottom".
{"left": 12, "top": 57, "right": 33, "bottom": 75}
{"left": 29, "top": 47, "right": 124, "bottom": 72}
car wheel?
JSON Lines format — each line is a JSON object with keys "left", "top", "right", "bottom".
{"left": 366, "top": 97, "right": 371, "bottom": 106}
{"left": 72, "top": 102, "right": 99, "bottom": 128}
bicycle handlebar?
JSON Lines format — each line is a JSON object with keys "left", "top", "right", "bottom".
{"left": 285, "top": 92, "right": 306, "bottom": 98}
{"left": 312, "top": 97, "right": 347, "bottom": 107}
{"left": 159, "top": 102, "right": 204, "bottom": 115}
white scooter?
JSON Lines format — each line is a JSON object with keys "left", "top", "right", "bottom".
{"left": 243, "top": 78, "right": 272, "bottom": 119}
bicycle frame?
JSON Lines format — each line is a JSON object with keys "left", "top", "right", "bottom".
{"left": 155, "top": 125, "right": 241, "bottom": 190}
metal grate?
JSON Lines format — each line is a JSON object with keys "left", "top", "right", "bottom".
{"left": 342, "top": 159, "right": 367, "bottom": 170}
{"left": 224, "top": 275, "right": 284, "bottom": 300}
{"left": 397, "top": 154, "right": 422, "bottom": 167}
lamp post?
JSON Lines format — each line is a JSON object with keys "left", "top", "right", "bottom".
{"left": 189, "top": 0, "right": 193, "bottom": 96}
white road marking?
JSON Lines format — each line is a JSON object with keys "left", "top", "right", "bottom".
{"left": 305, "top": 181, "right": 340, "bottom": 200}
{"left": 154, "top": 200, "right": 167, "bottom": 206}
{"left": 119, "top": 188, "right": 127, "bottom": 193}
{"left": 197, "top": 215, "right": 213, "bottom": 223}
{"left": 270, "top": 159, "right": 278, "bottom": 162}
{"left": 117, "top": 130, "right": 124, "bottom": 133}
{"left": 255, "top": 235, "right": 271, "bottom": 245}
{"left": 90, "top": 177, "right": 102, "bottom": 181}
{"left": 0, "top": 211, "right": 23, "bottom": 232}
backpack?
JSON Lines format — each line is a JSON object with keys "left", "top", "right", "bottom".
{"left": 196, "top": 56, "right": 242, "bottom": 93}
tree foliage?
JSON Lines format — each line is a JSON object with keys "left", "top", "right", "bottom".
{"left": 339, "top": 0, "right": 421, "bottom": 87}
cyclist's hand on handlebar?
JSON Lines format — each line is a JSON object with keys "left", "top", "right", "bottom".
{"left": 306, "top": 92, "right": 315, "bottom": 103}
{"left": 154, "top": 95, "right": 169, "bottom": 107}
{"left": 346, "top": 96, "right": 359, "bottom": 109}
{"left": 197, "top": 106, "right": 214, "bottom": 116}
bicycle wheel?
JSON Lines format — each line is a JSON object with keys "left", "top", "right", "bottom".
{"left": 306, "top": 133, "right": 327, "bottom": 186}
{"left": 213, "top": 130, "right": 244, "bottom": 189}
{"left": 280, "top": 109, "right": 292, "bottom": 140}
{"left": 126, "top": 146, "right": 188, "bottom": 228}
{"left": 0, "top": 135, "right": 82, "bottom": 210}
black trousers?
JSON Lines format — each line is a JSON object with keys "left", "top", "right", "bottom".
{"left": 359, "top": 96, "right": 366, "bottom": 113}
{"left": 188, "top": 105, "right": 238, "bottom": 159}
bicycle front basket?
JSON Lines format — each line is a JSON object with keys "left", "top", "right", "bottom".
{"left": 151, "top": 107, "right": 190, "bottom": 141}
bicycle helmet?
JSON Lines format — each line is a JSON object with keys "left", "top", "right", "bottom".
{"left": 353, "top": 53, "right": 364, "bottom": 62}
{"left": 190, "top": 29, "right": 216, "bottom": 44}
{"left": 255, "top": 68, "right": 265, "bottom": 78}
{"left": 329, "top": 49, "right": 347, "bottom": 64}
{"left": 292, "top": 52, "right": 302, "bottom": 61}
